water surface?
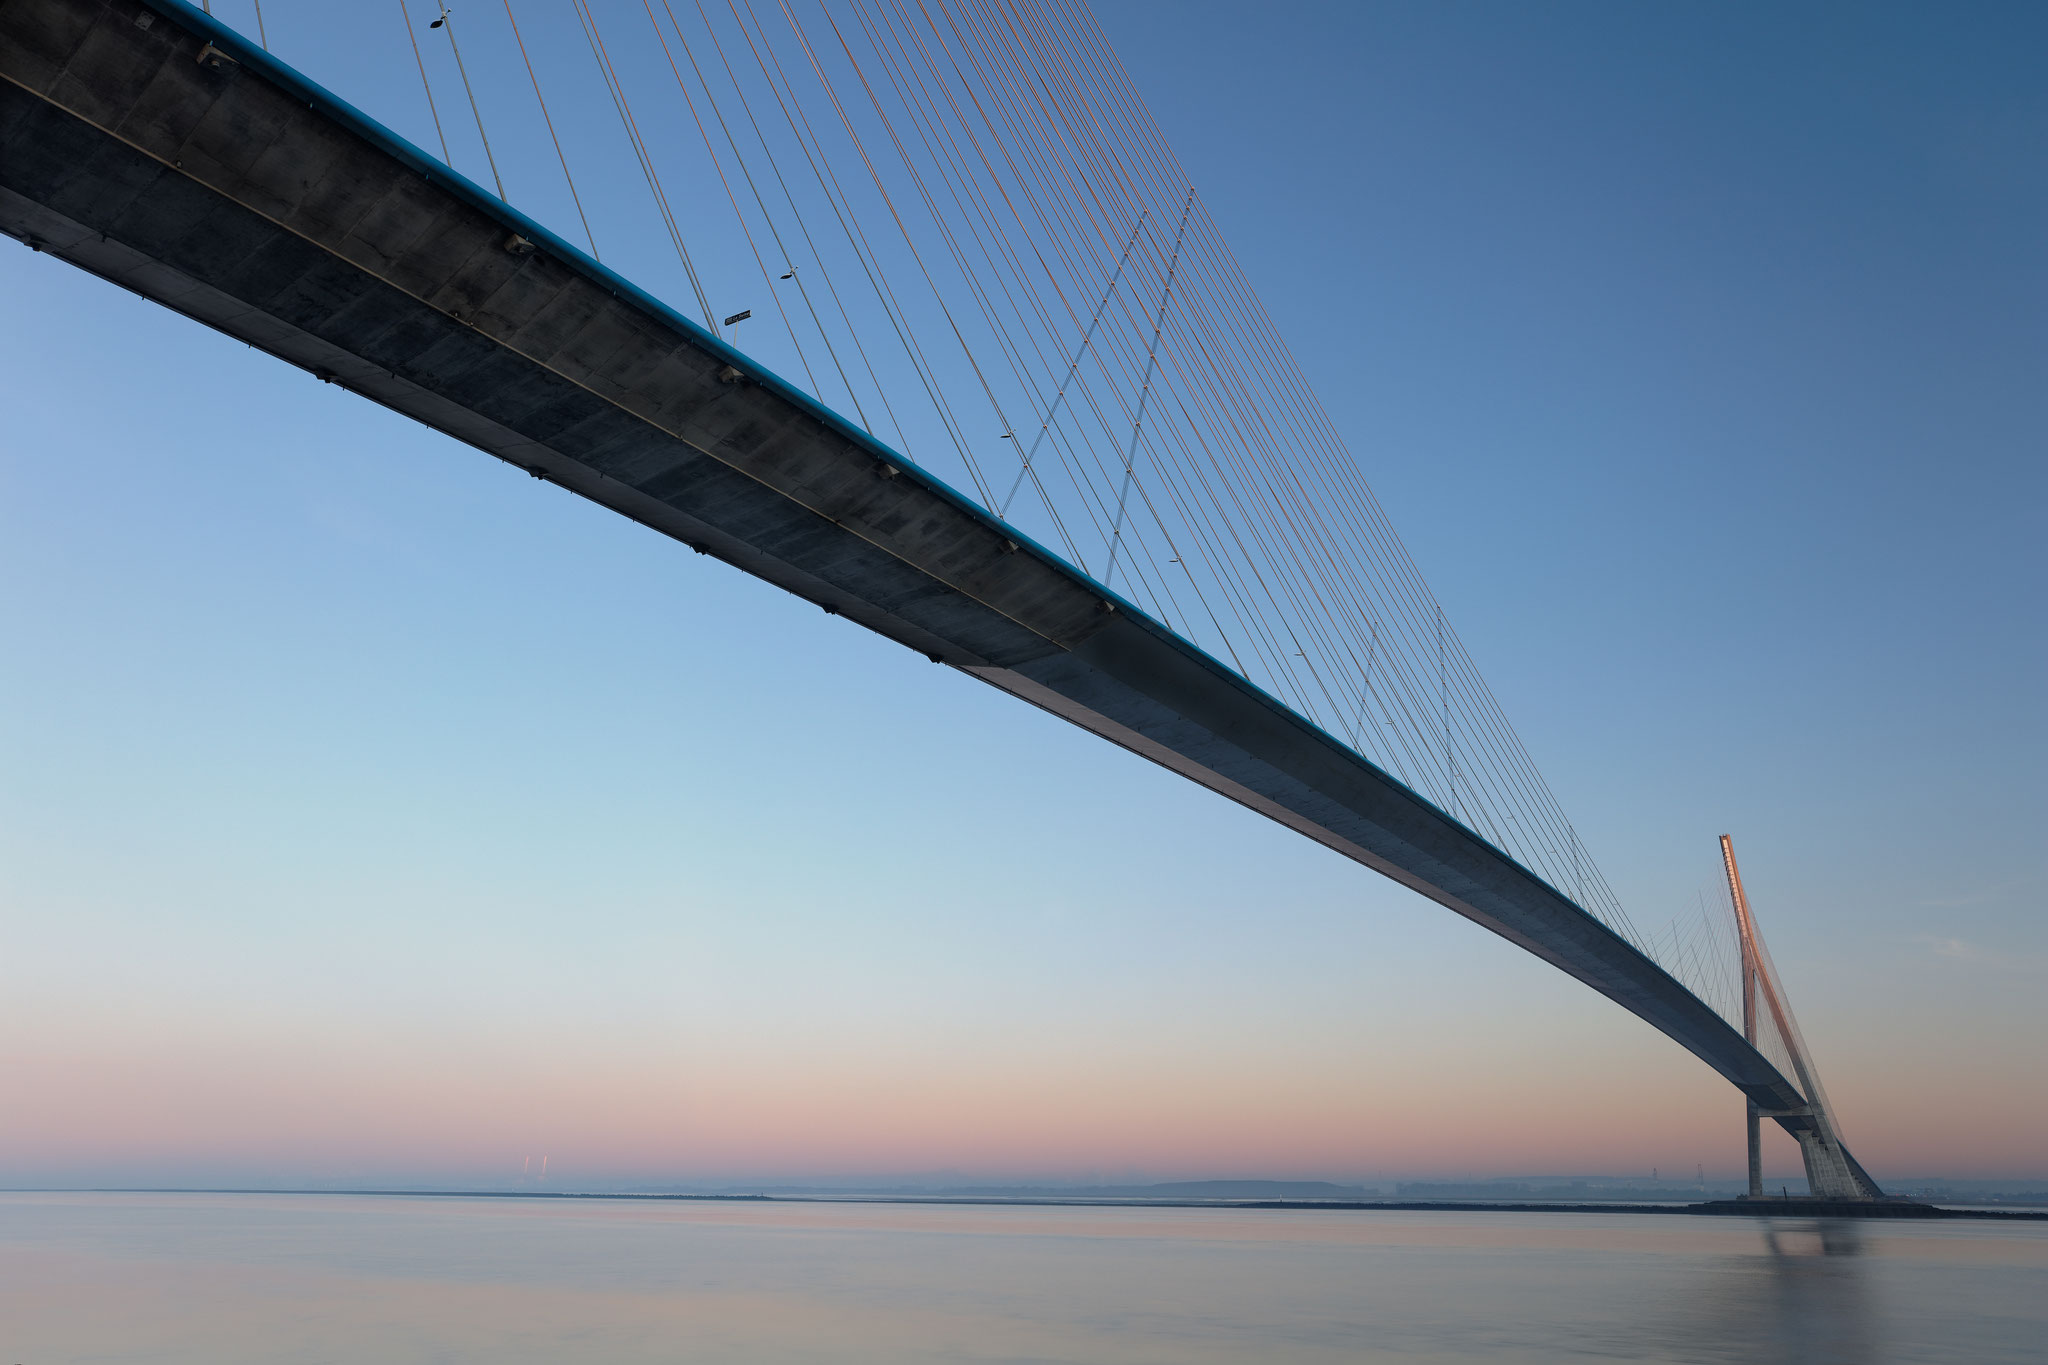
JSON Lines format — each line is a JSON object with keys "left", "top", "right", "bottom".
{"left": 2, "top": 1192, "right": 2042, "bottom": 1363}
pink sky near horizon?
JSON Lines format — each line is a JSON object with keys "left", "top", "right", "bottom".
{"left": 5, "top": 944, "right": 2040, "bottom": 1186}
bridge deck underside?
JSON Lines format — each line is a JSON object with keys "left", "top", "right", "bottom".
{"left": 4, "top": 0, "right": 1861, "bottom": 1161}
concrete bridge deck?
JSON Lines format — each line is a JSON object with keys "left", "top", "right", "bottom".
{"left": 0, "top": 0, "right": 1871, "bottom": 1182}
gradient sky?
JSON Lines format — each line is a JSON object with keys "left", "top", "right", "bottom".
{"left": 2, "top": 0, "right": 2042, "bottom": 1189}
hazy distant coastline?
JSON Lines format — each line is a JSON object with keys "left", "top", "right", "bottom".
{"left": 44, "top": 1175, "right": 2045, "bottom": 1209}
{"left": 622, "top": 1176, "right": 2048, "bottom": 1208}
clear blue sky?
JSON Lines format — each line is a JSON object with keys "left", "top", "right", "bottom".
{"left": 0, "top": 0, "right": 2040, "bottom": 1187}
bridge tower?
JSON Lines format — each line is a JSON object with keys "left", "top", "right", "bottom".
{"left": 1720, "top": 835, "right": 1878, "bottom": 1201}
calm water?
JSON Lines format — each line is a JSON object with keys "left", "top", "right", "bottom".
{"left": 2, "top": 1193, "right": 2043, "bottom": 1363}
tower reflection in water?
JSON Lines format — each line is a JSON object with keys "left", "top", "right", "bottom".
{"left": 1702, "top": 1220, "right": 1877, "bottom": 1365}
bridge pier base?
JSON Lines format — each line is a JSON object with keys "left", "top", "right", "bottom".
{"left": 1795, "top": 1128, "right": 1870, "bottom": 1201}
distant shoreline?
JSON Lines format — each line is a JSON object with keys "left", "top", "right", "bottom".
{"left": 22, "top": 1188, "right": 2046, "bottom": 1222}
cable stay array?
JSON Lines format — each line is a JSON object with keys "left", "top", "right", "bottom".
{"left": 204, "top": 0, "right": 1771, "bottom": 1038}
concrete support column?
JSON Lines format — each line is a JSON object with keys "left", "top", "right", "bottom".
{"left": 1746, "top": 1100, "right": 1763, "bottom": 1198}
{"left": 1796, "top": 1130, "right": 1864, "bottom": 1200}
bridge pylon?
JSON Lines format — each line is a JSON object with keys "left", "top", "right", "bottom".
{"left": 1720, "top": 835, "right": 1882, "bottom": 1201}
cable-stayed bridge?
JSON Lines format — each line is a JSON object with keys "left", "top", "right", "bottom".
{"left": 0, "top": 0, "right": 1882, "bottom": 1199}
